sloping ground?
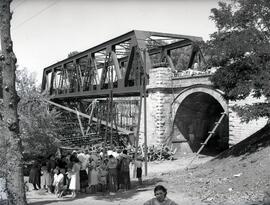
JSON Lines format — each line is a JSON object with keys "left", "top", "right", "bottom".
{"left": 173, "top": 124, "right": 270, "bottom": 205}
{"left": 6, "top": 125, "right": 270, "bottom": 205}
{"left": 26, "top": 157, "right": 211, "bottom": 205}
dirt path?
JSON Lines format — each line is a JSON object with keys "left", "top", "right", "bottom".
{"left": 27, "top": 155, "right": 211, "bottom": 205}
{"left": 27, "top": 188, "right": 203, "bottom": 205}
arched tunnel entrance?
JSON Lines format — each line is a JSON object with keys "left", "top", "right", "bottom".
{"left": 173, "top": 91, "right": 229, "bottom": 156}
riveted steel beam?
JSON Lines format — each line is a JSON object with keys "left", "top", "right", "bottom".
{"left": 42, "top": 30, "right": 203, "bottom": 101}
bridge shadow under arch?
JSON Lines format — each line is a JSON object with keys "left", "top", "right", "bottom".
{"left": 171, "top": 86, "right": 229, "bottom": 156}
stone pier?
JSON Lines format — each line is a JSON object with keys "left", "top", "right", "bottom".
{"left": 137, "top": 66, "right": 267, "bottom": 155}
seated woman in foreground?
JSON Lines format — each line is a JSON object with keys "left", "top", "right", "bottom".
{"left": 144, "top": 185, "right": 178, "bottom": 205}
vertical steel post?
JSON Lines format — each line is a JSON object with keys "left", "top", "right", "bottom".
{"left": 104, "top": 98, "right": 109, "bottom": 157}
{"left": 112, "top": 101, "right": 119, "bottom": 145}
{"left": 143, "top": 49, "right": 148, "bottom": 176}
{"left": 110, "top": 58, "right": 114, "bottom": 148}
{"left": 110, "top": 90, "right": 113, "bottom": 148}
{"left": 134, "top": 86, "right": 143, "bottom": 162}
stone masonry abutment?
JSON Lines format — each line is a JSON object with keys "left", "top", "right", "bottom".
{"left": 139, "top": 66, "right": 267, "bottom": 156}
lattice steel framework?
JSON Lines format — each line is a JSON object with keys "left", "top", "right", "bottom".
{"left": 41, "top": 30, "right": 205, "bottom": 147}
{"left": 41, "top": 30, "right": 203, "bottom": 101}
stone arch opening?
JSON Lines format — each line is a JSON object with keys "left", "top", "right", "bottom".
{"left": 172, "top": 91, "right": 229, "bottom": 156}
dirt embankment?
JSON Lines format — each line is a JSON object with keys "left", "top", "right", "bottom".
{"left": 164, "top": 124, "right": 270, "bottom": 205}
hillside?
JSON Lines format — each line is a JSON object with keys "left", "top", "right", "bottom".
{"left": 171, "top": 124, "right": 270, "bottom": 204}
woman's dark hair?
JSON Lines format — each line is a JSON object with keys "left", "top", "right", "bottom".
{"left": 41, "top": 162, "right": 47, "bottom": 166}
{"left": 154, "top": 185, "right": 167, "bottom": 196}
{"left": 48, "top": 154, "right": 55, "bottom": 160}
{"left": 70, "top": 154, "right": 79, "bottom": 163}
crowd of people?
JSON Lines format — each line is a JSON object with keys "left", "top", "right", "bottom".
{"left": 28, "top": 147, "right": 144, "bottom": 198}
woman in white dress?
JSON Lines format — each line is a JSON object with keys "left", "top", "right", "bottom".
{"left": 88, "top": 160, "right": 98, "bottom": 193}
{"left": 40, "top": 162, "right": 52, "bottom": 192}
{"left": 68, "top": 155, "right": 81, "bottom": 198}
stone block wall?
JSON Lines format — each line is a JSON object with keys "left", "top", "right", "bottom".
{"left": 140, "top": 92, "right": 172, "bottom": 145}
{"left": 138, "top": 67, "right": 173, "bottom": 146}
{"left": 172, "top": 75, "right": 212, "bottom": 88}
{"left": 228, "top": 95, "right": 268, "bottom": 146}
{"left": 147, "top": 67, "right": 173, "bottom": 89}
{"left": 138, "top": 66, "right": 268, "bottom": 149}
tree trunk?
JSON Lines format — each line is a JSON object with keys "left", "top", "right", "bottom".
{"left": 0, "top": 0, "right": 27, "bottom": 204}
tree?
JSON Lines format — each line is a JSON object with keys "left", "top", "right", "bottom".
{"left": 16, "top": 68, "right": 63, "bottom": 160}
{"left": 205, "top": 0, "right": 270, "bottom": 122}
{"left": 0, "top": 0, "right": 27, "bottom": 204}
{"left": 68, "top": 51, "right": 79, "bottom": 58}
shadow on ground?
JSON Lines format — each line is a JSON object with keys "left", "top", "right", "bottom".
{"left": 92, "top": 177, "right": 163, "bottom": 202}
{"left": 28, "top": 190, "right": 77, "bottom": 205}
{"left": 29, "top": 198, "right": 75, "bottom": 205}
{"left": 29, "top": 177, "right": 163, "bottom": 204}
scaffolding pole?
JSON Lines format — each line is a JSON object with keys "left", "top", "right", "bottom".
{"left": 75, "top": 108, "right": 85, "bottom": 137}
{"left": 134, "top": 85, "right": 143, "bottom": 161}
{"left": 143, "top": 49, "right": 148, "bottom": 176}
{"left": 45, "top": 99, "right": 133, "bottom": 135}
{"left": 110, "top": 90, "right": 113, "bottom": 148}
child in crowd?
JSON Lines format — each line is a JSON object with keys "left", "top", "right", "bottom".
{"left": 107, "top": 155, "right": 118, "bottom": 193}
{"left": 41, "top": 162, "right": 52, "bottom": 192}
{"left": 58, "top": 168, "right": 68, "bottom": 198}
{"left": 134, "top": 156, "right": 143, "bottom": 185}
{"left": 52, "top": 167, "right": 58, "bottom": 193}
{"left": 98, "top": 162, "right": 108, "bottom": 194}
{"left": 120, "top": 150, "right": 131, "bottom": 191}
{"left": 53, "top": 167, "right": 64, "bottom": 197}
{"left": 88, "top": 160, "right": 98, "bottom": 193}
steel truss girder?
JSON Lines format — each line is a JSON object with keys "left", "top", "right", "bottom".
{"left": 41, "top": 30, "right": 203, "bottom": 101}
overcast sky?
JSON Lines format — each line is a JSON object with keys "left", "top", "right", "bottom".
{"left": 10, "top": 0, "right": 219, "bottom": 84}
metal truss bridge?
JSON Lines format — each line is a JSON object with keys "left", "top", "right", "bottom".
{"left": 41, "top": 30, "right": 203, "bottom": 101}
{"left": 41, "top": 30, "right": 206, "bottom": 147}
